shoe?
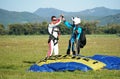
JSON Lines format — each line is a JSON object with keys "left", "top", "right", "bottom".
{"left": 66, "top": 49, "right": 70, "bottom": 55}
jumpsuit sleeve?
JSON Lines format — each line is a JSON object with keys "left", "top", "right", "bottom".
{"left": 77, "top": 27, "right": 82, "bottom": 40}
{"left": 64, "top": 21, "right": 72, "bottom": 28}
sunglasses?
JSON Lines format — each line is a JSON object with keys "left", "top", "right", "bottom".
{"left": 52, "top": 18, "right": 57, "bottom": 21}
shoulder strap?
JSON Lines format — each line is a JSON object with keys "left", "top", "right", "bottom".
{"left": 51, "top": 27, "right": 54, "bottom": 34}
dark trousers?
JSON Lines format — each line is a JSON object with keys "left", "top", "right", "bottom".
{"left": 66, "top": 39, "right": 80, "bottom": 55}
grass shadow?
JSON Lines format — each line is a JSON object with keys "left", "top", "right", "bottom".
{"left": 0, "top": 65, "right": 17, "bottom": 70}
{"left": 23, "top": 61, "right": 36, "bottom": 64}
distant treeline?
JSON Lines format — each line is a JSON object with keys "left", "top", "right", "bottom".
{"left": 0, "top": 21, "right": 120, "bottom": 35}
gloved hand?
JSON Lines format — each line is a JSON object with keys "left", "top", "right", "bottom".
{"left": 60, "top": 14, "right": 64, "bottom": 18}
{"left": 60, "top": 14, "right": 66, "bottom": 22}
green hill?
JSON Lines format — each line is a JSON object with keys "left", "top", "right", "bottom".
{"left": 98, "top": 13, "right": 120, "bottom": 25}
{"left": 0, "top": 7, "right": 120, "bottom": 27}
{"left": 0, "top": 9, "right": 43, "bottom": 27}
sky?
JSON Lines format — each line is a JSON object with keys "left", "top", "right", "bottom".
{"left": 0, "top": 0, "right": 120, "bottom": 12}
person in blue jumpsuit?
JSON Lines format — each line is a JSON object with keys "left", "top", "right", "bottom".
{"left": 63, "top": 17, "right": 82, "bottom": 57}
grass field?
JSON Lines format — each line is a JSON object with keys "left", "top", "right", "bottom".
{"left": 0, "top": 35, "right": 120, "bottom": 79}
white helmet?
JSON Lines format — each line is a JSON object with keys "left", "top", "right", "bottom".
{"left": 71, "top": 17, "right": 81, "bottom": 25}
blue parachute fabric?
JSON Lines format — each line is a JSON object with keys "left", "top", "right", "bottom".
{"left": 47, "top": 62, "right": 92, "bottom": 72}
{"left": 29, "top": 64, "right": 54, "bottom": 72}
{"left": 29, "top": 62, "right": 92, "bottom": 72}
{"left": 29, "top": 55, "right": 120, "bottom": 72}
{"left": 91, "top": 55, "right": 120, "bottom": 70}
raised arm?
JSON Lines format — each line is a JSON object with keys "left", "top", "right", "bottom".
{"left": 49, "top": 18, "right": 62, "bottom": 28}
{"left": 64, "top": 21, "right": 72, "bottom": 28}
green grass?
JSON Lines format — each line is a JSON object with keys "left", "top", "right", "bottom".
{"left": 0, "top": 35, "right": 120, "bottom": 79}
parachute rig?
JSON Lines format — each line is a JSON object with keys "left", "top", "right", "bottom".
{"left": 29, "top": 55, "right": 120, "bottom": 72}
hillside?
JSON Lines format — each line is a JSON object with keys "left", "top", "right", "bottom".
{"left": 79, "top": 7, "right": 120, "bottom": 16}
{"left": 34, "top": 7, "right": 120, "bottom": 17}
{"left": 0, "top": 7, "right": 120, "bottom": 27}
{"left": 34, "top": 8, "right": 66, "bottom": 17}
{"left": 98, "top": 13, "right": 120, "bottom": 25}
{"left": 34, "top": 7, "right": 120, "bottom": 25}
{"left": 0, "top": 9, "right": 43, "bottom": 27}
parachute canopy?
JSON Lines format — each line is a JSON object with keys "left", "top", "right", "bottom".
{"left": 29, "top": 55, "right": 120, "bottom": 72}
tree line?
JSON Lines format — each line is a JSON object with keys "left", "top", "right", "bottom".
{"left": 0, "top": 21, "right": 120, "bottom": 35}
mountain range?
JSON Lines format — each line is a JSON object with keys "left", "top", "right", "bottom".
{"left": 34, "top": 7, "right": 120, "bottom": 17}
{"left": 0, "top": 7, "right": 120, "bottom": 27}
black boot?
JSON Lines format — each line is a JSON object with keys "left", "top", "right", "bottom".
{"left": 66, "top": 49, "right": 70, "bottom": 55}
{"left": 72, "top": 51, "right": 76, "bottom": 59}
{"left": 73, "top": 51, "right": 76, "bottom": 55}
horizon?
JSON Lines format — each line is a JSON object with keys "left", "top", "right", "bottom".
{"left": 0, "top": 6, "right": 120, "bottom": 13}
{"left": 0, "top": 0, "right": 120, "bottom": 12}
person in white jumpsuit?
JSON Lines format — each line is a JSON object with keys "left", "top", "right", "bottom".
{"left": 47, "top": 15, "right": 63, "bottom": 57}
